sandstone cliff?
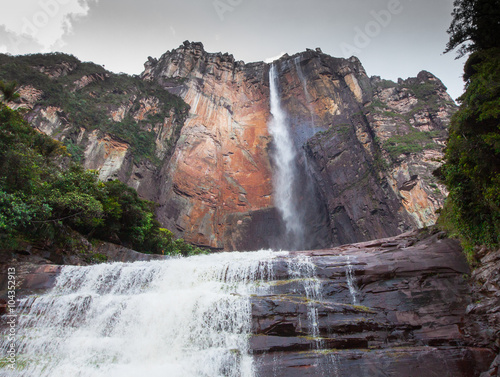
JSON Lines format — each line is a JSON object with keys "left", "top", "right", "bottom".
{"left": 141, "top": 42, "right": 455, "bottom": 250}
{"left": 0, "top": 44, "right": 456, "bottom": 250}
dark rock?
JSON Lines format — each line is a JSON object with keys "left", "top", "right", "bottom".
{"left": 255, "top": 347, "right": 494, "bottom": 377}
{"left": 248, "top": 231, "right": 494, "bottom": 375}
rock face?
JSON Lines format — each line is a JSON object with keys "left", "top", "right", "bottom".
{"left": 465, "top": 247, "right": 500, "bottom": 376}
{"left": 277, "top": 52, "right": 454, "bottom": 245}
{"left": 0, "top": 45, "right": 456, "bottom": 250}
{"left": 249, "top": 230, "right": 495, "bottom": 376}
{"left": 141, "top": 42, "right": 455, "bottom": 250}
{"left": 142, "top": 42, "right": 276, "bottom": 250}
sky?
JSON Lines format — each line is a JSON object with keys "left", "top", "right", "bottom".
{"left": 0, "top": 0, "right": 466, "bottom": 100}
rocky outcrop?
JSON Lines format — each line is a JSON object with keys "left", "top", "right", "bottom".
{"left": 34, "top": 61, "right": 77, "bottom": 78}
{"left": 142, "top": 41, "right": 274, "bottom": 249}
{"left": 249, "top": 230, "right": 495, "bottom": 376}
{"left": 0, "top": 241, "right": 166, "bottom": 302}
{"left": 71, "top": 72, "right": 110, "bottom": 91}
{"left": 140, "top": 42, "right": 455, "bottom": 250}
{"left": 277, "top": 51, "right": 454, "bottom": 246}
{"left": 1, "top": 230, "right": 496, "bottom": 376}
{"left": 1, "top": 45, "right": 456, "bottom": 251}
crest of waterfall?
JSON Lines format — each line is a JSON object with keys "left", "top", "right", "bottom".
{"left": 268, "top": 64, "right": 305, "bottom": 249}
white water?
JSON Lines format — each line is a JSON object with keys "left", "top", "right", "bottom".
{"left": 268, "top": 64, "right": 304, "bottom": 246}
{"left": 287, "top": 255, "right": 322, "bottom": 342}
{"left": 2, "top": 251, "right": 287, "bottom": 377}
{"left": 346, "top": 256, "right": 359, "bottom": 305}
{"left": 0, "top": 250, "right": 365, "bottom": 376}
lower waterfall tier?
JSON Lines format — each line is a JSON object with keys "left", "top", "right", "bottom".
{"left": 0, "top": 230, "right": 495, "bottom": 376}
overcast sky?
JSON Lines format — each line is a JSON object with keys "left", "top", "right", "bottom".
{"left": 0, "top": 0, "right": 466, "bottom": 100}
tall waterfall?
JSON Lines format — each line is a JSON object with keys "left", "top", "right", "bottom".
{"left": 3, "top": 252, "right": 282, "bottom": 377}
{"left": 268, "top": 64, "right": 305, "bottom": 249}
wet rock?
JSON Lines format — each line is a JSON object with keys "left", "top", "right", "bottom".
{"left": 249, "top": 231, "right": 495, "bottom": 376}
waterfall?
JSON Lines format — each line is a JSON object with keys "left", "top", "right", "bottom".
{"left": 1, "top": 251, "right": 353, "bottom": 377}
{"left": 346, "top": 256, "right": 359, "bottom": 306}
{"left": 268, "top": 64, "right": 305, "bottom": 249}
{"left": 287, "top": 255, "right": 322, "bottom": 346}
{"left": 2, "top": 252, "right": 283, "bottom": 377}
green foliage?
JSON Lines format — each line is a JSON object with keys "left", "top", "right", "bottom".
{"left": 374, "top": 79, "right": 398, "bottom": 89}
{"left": 445, "top": 0, "right": 500, "bottom": 58}
{"left": 0, "top": 103, "right": 204, "bottom": 257}
{"left": 383, "top": 130, "right": 441, "bottom": 159}
{"left": 0, "top": 80, "right": 20, "bottom": 102}
{"left": 90, "top": 252, "right": 108, "bottom": 263}
{"left": 439, "top": 48, "right": 500, "bottom": 248}
{"left": 64, "top": 139, "right": 84, "bottom": 162}
{"left": 0, "top": 53, "right": 189, "bottom": 164}
{"left": 404, "top": 82, "right": 437, "bottom": 101}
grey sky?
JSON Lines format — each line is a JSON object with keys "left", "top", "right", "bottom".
{"left": 0, "top": 0, "right": 465, "bottom": 100}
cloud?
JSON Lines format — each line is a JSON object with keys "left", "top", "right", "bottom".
{"left": 0, "top": 0, "right": 98, "bottom": 53}
{"left": 265, "top": 52, "right": 287, "bottom": 64}
{"left": 0, "top": 24, "right": 44, "bottom": 55}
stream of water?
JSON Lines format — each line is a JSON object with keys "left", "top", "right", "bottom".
{"left": 268, "top": 64, "right": 305, "bottom": 249}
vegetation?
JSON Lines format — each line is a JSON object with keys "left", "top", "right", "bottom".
{"left": 0, "top": 102, "right": 204, "bottom": 257}
{"left": 0, "top": 80, "right": 20, "bottom": 102}
{"left": 384, "top": 130, "right": 441, "bottom": 159}
{"left": 0, "top": 53, "right": 189, "bottom": 163}
{"left": 438, "top": 0, "right": 500, "bottom": 254}
{"left": 445, "top": 0, "right": 500, "bottom": 58}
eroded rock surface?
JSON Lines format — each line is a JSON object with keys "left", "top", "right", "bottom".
{"left": 142, "top": 43, "right": 456, "bottom": 250}
{"left": 1, "top": 45, "right": 456, "bottom": 251}
{"left": 250, "top": 230, "right": 495, "bottom": 376}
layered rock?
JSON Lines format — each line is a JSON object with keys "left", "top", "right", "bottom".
{"left": 249, "top": 230, "right": 495, "bottom": 376}
{"left": 141, "top": 43, "right": 455, "bottom": 249}
{"left": 275, "top": 51, "right": 455, "bottom": 245}
{"left": 1, "top": 230, "right": 495, "bottom": 376}
{"left": 0, "top": 45, "right": 456, "bottom": 250}
{"left": 465, "top": 247, "right": 500, "bottom": 376}
{"left": 142, "top": 41, "right": 275, "bottom": 249}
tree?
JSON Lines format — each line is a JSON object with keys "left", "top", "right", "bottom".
{"left": 439, "top": 0, "right": 500, "bottom": 253}
{"left": 445, "top": 0, "right": 500, "bottom": 57}
{"left": 0, "top": 81, "right": 20, "bottom": 103}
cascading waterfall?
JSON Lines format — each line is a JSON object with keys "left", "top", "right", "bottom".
{"left": 0, "top": 251, "right": 352, "bottom": 377}
{"left": 268, "top": 64, "right": 305, "bottom": 248}
{"left": 346, "top": 256, "right": 359, "bottom": 306}
{"left": 1, "top": 252, "right": 283, "bottom": 377}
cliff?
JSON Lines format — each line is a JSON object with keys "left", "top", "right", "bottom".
{"left": 140, "top": 42, "right": 455, "bottom": 249}
{"left": 0, "top": 52, "right": 189, "bottom": 221}
{"left": 0, "top": 43, "right": 456, "bottom": 251}
{"left": 251, "top": 230, "right": 496, "bottom": 376}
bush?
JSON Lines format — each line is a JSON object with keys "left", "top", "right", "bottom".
{"left": 383, "top": 130, "right": 441, "bottom": 159}
{"left": 439, "top": 48, "right": 500, "bottom": 249}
